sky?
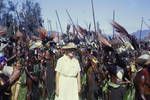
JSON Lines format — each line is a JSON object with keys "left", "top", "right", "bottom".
{"left": 35, "top": 0, "right": 150, "bottom": 35}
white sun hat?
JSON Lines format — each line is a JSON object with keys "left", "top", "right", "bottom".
{"left": 62, "top": 42, "right": 77, "bottom": 49}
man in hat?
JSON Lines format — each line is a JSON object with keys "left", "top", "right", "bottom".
{"left": 55, "top": 42, "right": 81, "bottom": 100}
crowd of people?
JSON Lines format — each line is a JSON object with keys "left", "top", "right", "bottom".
{"left": 0, "top": 22, "right": 150, "bottom": 100}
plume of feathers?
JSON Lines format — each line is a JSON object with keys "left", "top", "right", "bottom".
{"left": 111, "top": 21, "right": 139, "bottom": 50}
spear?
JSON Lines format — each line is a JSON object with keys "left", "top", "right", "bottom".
{"left": 66, "top": 10, "right": 79, "bottom": 33}
{"left": 143, "top": 20, "right": 150, "bottom": 29}
{"left": 55, "top": 10, "right": 63, "bottom": 34}
{"left": 66, "top": 9, "right": 80, "bottom": 39}
{"left": 113, "top": 10, "right": 115, "bottom": 38}
{"left": 66, "top": 10, "right": 74, "bottom": 26}
{"left": 55, "top": 10, "right": 63, "bottom": 43}
{"left": 47, "top": 19, "right": 52, "bottom": 32}
{"left": 56, "top": 21, "right": 59, "bottom": 33}
{"left": 91, "top": 0, "right": 97, "bottom": 33}
{"left": 139, "top": 17, "right": 144, "bottom": 42}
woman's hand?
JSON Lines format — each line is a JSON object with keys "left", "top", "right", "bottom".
{"left": 55, "top": 88, "right": 59, "bottom": 97}
{"left": 55, "top": 72, "right": 60, "bottom": 97}
{"left": 77, "top": 72, "right": 81, "bottom": 94}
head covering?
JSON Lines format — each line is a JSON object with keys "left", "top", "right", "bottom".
{"left": 29, "top": 40, "right": 43, "bottom": 50}
{"left": 62, "top": 42, "right": 77, "bottom": 49}
{"left": 37, "top": 27, "right": 48, "bottom": 39}
{"left": 136, "top": 54, "right": 150, "bottom": 65}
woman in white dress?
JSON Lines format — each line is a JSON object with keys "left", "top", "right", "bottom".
{"left": 55, "top": 42, "right": 81, "bottom": 100}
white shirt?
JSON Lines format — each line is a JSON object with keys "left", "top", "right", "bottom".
{"left": 55, "top": 55, "right": 81, "bottom": 77}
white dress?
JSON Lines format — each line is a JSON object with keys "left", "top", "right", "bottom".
{"left": 55, "top": 55, "right": 81, "bottom": 100}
